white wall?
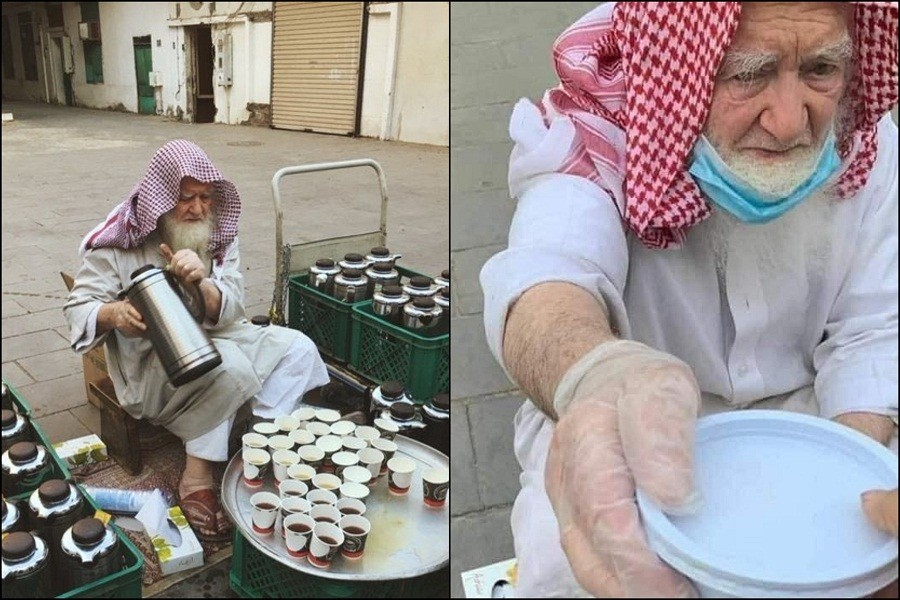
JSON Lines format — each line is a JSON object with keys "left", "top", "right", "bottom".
{"left": 360, "top": 4, "right": 391, "bottom": 138}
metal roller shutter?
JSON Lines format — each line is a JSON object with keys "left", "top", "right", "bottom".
{"left": 272, "top": 2, "right": 364, "bottom": 135}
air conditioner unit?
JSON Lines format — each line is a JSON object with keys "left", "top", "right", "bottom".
{"left": 78, "top": 21, "right": 101, "bottom": 42}
{"left": 174, "top": 2, "right": 213, "bottom": 20}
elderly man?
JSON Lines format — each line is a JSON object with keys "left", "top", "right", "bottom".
{"left": 65, "top": 140, "right": 329, "bottom": 541}
{"left": 480, "top": 2, "right": 897, "bottom": 597}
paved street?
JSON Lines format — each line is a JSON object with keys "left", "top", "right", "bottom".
{"left": 1, "top": 99, "right": 447, "bottom": 596}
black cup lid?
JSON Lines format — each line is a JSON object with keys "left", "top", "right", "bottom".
{"left": 440, "top": 287, "right": 450, "bottom": 299}
{"left": 413, "top": 297, "right": 436, "bottom": 309}
{"left": 2, "top": 409, "right": 15, "bottom": 428}
{"left": 380, "top": 285, "right": 403, "bottom": 297}
{"left": 9, "top": 441, "right": 38, "bottom": 464}
{"left": 380, "top": 381, "right": 404, "bottom": 399}
{"left": 38, "top": 479, "right": 70, "bottom": 505}
{"left": 130, "top": 264, "right": 157, "bottom": 280}
{"left": 343, "top": 268, "right": 363, "bottom": 278}
{"left": 390, "top": 403, "right": 416, "bottom": 420}
{"left": 315, "top": 258, "right": 335, "bottom": 268}
{"left": 433, "top": 394, "right": 450, "bottom": 411}
{"left": 2, "top": 531, "right": 35, "bottom": 562}
{"left": 251, "top": 315, "right": 271, "bottom": 326}
{"left": 370, "top": 246, "right": 390, "bottom": 257}
{"left": 72, "top": 518, "right": 106, "bottom": 546}
{"left": 344, "top": 253, "right": 364, "bottom": 263}
{"left": 441, "top": 269, "right": 450, "bottom": 280}
{"left": 409, "top": 276, "right": 433, "bottom": 289}
{"left": 373, "top": 263, "right": 393, "bottom": 273}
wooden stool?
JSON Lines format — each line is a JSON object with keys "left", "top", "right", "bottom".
{"left": 89, "top": 377, "right": 144, "bottom": 476}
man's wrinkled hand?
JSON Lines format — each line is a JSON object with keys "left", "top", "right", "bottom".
{"left": 112, "top": 299, "right": 146, "bottom": 337}
{"left": 160, "top": 243, "right": 206, "bottom": 285}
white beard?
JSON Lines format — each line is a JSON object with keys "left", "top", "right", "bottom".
{"left": 157, "top": 211, "right": 214, "bottom": 274}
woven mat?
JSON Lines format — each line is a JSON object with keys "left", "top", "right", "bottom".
{"left": 72, "top": 429, "right": 234, "bottom": 596}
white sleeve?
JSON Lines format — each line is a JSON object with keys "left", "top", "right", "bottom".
{"left": 813, "top": 120, "right": 898, "bottom": 420}
{"left": 206, "top": 237, "right": 246, "bottom": 330}
{"left": 480, "top": 172, "right": 631, "bottom": 375}
{"left": 63, "top": 248, "right": 121, "bottom": 354}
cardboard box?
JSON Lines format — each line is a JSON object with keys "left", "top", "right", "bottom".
{"left": 61, "top": 271, "right": 108, "bottom": 409}
{"left": 52, "top": 434, "right": 107, "bottom": 470}
{"left": 151, "top": 506, "right": 204, "bottom": 576}
{"left": 461, "top": 558, "right": 518, "bottom": 598}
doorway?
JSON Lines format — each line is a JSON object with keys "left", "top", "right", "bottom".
{"left": 191, "top": 25, "right": 215, "bottom": 123}
{"left": 133, "top": 36, "right": 154, "bottom": 114}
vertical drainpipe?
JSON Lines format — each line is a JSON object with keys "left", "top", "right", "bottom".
{"left": 380, "top": 2, "right": 402, "bottom": 141}
{"left": 39, "top": 17, "right": 51, "bottom": 103}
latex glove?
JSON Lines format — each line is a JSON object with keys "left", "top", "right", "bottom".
{"left": 545, "top": 340, "right": 702, "bottom": 597}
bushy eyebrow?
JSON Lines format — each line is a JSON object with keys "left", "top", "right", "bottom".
{"left": 720, "top": 33, "right": 852, "bottom": 75}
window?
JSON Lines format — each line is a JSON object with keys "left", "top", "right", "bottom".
{"left": 84, "top": 41, "right": 103, "bottom": 84}
{"left": 2, "top": 16, "right": 15, "bottom": 79}
{"left": 17, "top": 12, "right": 38, "bottom": 81}
{"left": 47, "top": 4, "right": 64, "bottom": 28}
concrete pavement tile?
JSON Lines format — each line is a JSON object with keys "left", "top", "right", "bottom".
{"left": 450, "top": 315, "right": 515, "bottom": 400}
{"left": 450, "top": 188, "right": 515, "bottom": 252}
{"left": 6, "top": 293, "right": 67, "bottom": 314}
{"left": 451, "top": 244, "right": 504, "bottom": 316}
{"left": 33, "top": 409, "right": 91, "bottom": 445}
{"left": 1, "top": 362, "right": 35, "bottom": 388}
{"left": 17, "top": 373, "right": 87, "bottom": 418}
{"left": 1, "top": 330, "right": 70, "bottom": 362}
{"left": 18, "top": 348, "right": 84, "bottom": 383}
{"left": 469, "top": 394, "right": 525, "bottom": 509}
{"left": 1, "top": 308, "right": 68, "bottom": 339}
{"left": 451, "top": 399, "right": 483, "bottom": 516}
{"left": 70, "top": 403, "right": 102, "bottom": 437}
{"left": 1, "top": 298, "right": 28, "bottom": 318}
{"left": 450, "top": 505, "right": 515, "bottom": 599}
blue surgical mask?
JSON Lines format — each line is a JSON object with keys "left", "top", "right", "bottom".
{"left": 688, "top": 132, "right": 841, "bottom": 224}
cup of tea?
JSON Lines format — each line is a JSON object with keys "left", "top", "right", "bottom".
{"left": 341, "top": 435, "right": 368, "bottom": 454}
{"left": 305, "top": 421, "right": 331, "bottom": 439}
{"left": 284, "top": 513, "right": 316, "bottom": 558}
{"left": 373, "top": 417, "right": 400, "bottom": 441}
{"left": 339, "top": 482, "right": 371, "bottom": 504}
{"left": 288, "top": 463, "right": 316, "bottom": 484}
{"left": 339, "top": 514, "right": 371, "bottom": 559}
{"left": 242, "top": 448, "right": 271, "bottom": 488}
{"left": 354, "top": 426, "right": 381, "bottom": 446}
{"left": 272, "top": 449, "right": 300, "bottom": 483}
{"left": 330, "top": 420, "right": 357, "bottom": 437}
{"left": 315, "top": 435, "right": 343, "bottom": 472}
{"left": 242, "top": 432, "right": 268, "bottom": 453}
{"left": 371, "top": 438, "right": 398, "bottom": 474}
{"left": 357, "top": 448, "right": 385, "bottom": 482}
{"left": 336, "top": 497, "right": 367, "bottom": 518}
{"left": 310, "top": 504, "right": 342, "bottom": 525}
{"left": 307, "top": 489, "right": 338, "bottom": 507}
{"left": 267, "top": 434, "right": 294, "bottom": 460}
{"left": 278, "top": 478, "right": 308, "bottom": 500}
{"left": 291, "top": 406, "right": 317, "bottom": 429}
{"left": 297, "top": 445, "right": 325, "bottom": 471}
{"left": 276, "top": 496, "right": 311, "bottom": 538}
{"left": 253, "top": 421, "right": 279, "bottom": 437}
{"left": 290, "top": 428, "right": 315, "bottom": 448}
{"left": 314, "top": 408, "right": 342, "bottom": 425}
{"left": 250, "top": 491, "right": 281, "bottom": 535}
{"left": 308, "top": 522, "right": 345, "bottom": 569}
{"left": 387, "top": 456, "right": 417, "bottom": 495}
{"left": 342, "top": 465, "right": 372, "bottom": 487}
{"left": 422, "top": 467, "right": 450, "bottom": 508}
{"left": 331, "top": 451, "right": 359, "bottom": 479}
{"left": 312, "top": 473, "right": 342, "bottom": 493}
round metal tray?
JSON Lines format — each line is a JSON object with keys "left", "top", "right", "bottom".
{"left": 221, "top": 435, "right": 449, "bottom": 580}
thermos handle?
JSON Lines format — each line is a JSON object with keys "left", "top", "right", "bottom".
{"left": 164, "top": 269, "right": 207, "bottom": 324}
{"left": 316, "top": 272, "right": 327, "bottom": 288}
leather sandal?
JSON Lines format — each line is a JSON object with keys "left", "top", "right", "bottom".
{"left": 177, "top": 488, "right": 233, "bottom": 543}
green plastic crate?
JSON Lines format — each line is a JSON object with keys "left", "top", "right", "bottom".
{"left": 348, "top": 303, "right": 449, "bottom": 403}
{"left": 287, "top": 266, "right": 430, "bottom": 363}
{"left": 7, "top": 485, "right": 144, "bottom": 598}
{"left": 228, "top": 528, "right": 449, "bottom": 598}
{"left": 3, "top": 377, "right": 32, "bottom": 418}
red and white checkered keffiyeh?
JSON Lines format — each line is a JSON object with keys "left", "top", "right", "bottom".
{"left": 80, "top": 139, "right": 241, "bottom": 265}
{"left": 526, "top": 2, "right": 898, "bottom": 249}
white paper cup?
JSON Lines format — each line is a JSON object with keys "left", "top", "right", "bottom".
{"left": 422, "top": 467, "right": 450, "bottom": 508}
{"left": 267, "top": 433, "right": 294, "bottom": 456}
{"left": 354, "top": 425, "right": 381, "bottom": 445}
{"left": 314, "top": 408, "right": 342, "bottom": 424}
{"left": 278, "top": 478, "right": 308, "bottom": 500}
{"left": 272, "top": 449, "right": 300, "bottom": 483}
{"left": 284, "top": 513, "right": 315, "bottom": 558}
{"left": 250, "top": 491, "right": 280, "bottom": 535}
{"left": 242, "top": 432, "right": 268, "bottom": 453}
{"left": 311, "top": 473, "right": 342, "bottom": 492}
{"left": 387, "top": 456, "right": 416, "bottom": 495}
{"left": 339, "top": 514, "right": 371, "bottom": 559}
{"left": 371, "top": 438, "right": 398, "bottom": 474}
{"left": 305, "top": 421, "right": 331, "bottom": 439}
{"left": 289, "top": 428, "right": 315, "bottom": 448}
{"left": 276, "top": 496, "right": 311, "bottom": 539}
{"left": 341, "top": 435, "right": 368, "bottom": 453}
{"left": 316, "top": 435, "right": 343, "bottom": 471}
{"left": 308, "top": 522, "right": 344, "bottom": 569}
{"left": 339, "top": 482, "right": 371, "bottom": 504}
{"left": 330, "top": 420, "right": 357, "bottom": 437}
{"left": 274, "top": 414, "right": 300, "bottom": 434}
{"left": 288, "top": 463, "right": 316, "bottom": 484}
{"left": 357, "top": 448, "right": 385, "bottom": 482}
{"left": 373, "top": 417, "right": 400, "bottom": 441}
{"left": 242, "top": 448, "right": 271, "bottom": 488}
{"left": 310, "top": 504, "right": 342, "bottom": 525}
{"left": 336, "top": 497, "right": 367, "bottom": 518}
{"left": 297, "top": 445, "right": 325, "bottom": 471}
{"left": 342, "top": 465, "right": 372, "bottom": 487}
{"left": 331, "top": 451, "right": 359, "bottom": 479}
{"left": 291, "top": 406, "right": 317, "bottom": 427}
{"left": 307, "top": 488, "right": 338, "bottom": 507}
{"left": 253, "top": 421, "right": 279, "bottom": 436}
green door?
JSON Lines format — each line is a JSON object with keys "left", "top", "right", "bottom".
{"left": 133, "top": 41, "right": 154, "bottom": 115}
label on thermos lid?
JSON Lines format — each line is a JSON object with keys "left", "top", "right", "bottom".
{"left": 93, "top": 510, "right": 112, "bottom": 526}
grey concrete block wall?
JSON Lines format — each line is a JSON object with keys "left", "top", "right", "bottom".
{"left": 449, "top": 3, "right": 602, "bottom": 597}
